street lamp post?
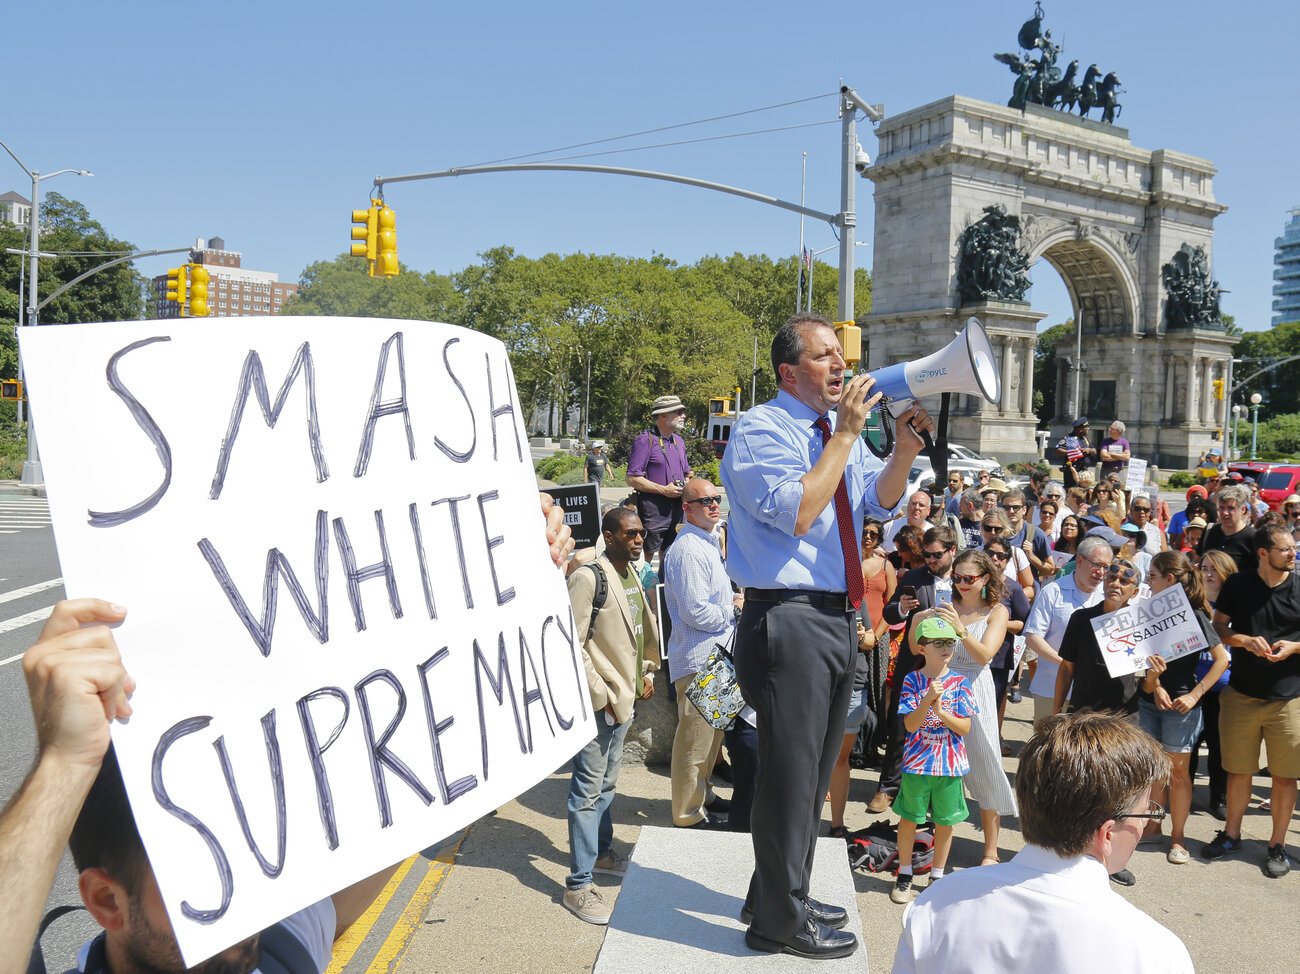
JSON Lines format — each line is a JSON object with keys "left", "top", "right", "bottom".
{"left": 1232, "top": 403, "right": 1244, "bottom": 460}
{"left": 1250, "top": 392, "right": 1263, "bottom": 460}
{"left": 0, "top": 139, "right": 92, "bottom": 486}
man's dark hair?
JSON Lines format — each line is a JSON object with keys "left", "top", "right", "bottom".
{"left": 602, "top": 506, "right": 640, "bottom": 535}
{"left": 1257, "top": 520, "right": 1292, "bottom": 555}
{"left": 771, "top": 312, "right": 834, "bottom": 383}
{"left": 922, "top": 525, "right": 957, "bottom": 549}
{"left": 1017, "top": 712, "right": 1168, "bottom": 857}
{"left": 69, "top": 745, "right": 148, "bottom": 897}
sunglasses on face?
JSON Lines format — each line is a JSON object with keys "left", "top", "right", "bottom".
{"left": 985, "top": 549, "right": 1009, "bottom": 560}
{"left": 1000, "top": 504, "right": 1024, "bottom": 512}
{"left": 922, "top": 548, "right": 952, "bottom": 560}
{"left": 1131, "top": 506, "right": 1151, "bottom": 514}
{"left": 863, "top": 530, "right": 880, "bottom": 540}
{"left": 982, "top": 525, "right": 1004, "bottom": 534}
{"left": 685, "top": 496, "right": 721, "bottom": 506}
{"left": 953, "top": 572, "right": 986, "bottom": 585}
{"left": 1105, "top": 566, "right": 1138, "bottom": 583}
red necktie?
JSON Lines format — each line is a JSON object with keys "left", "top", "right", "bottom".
{"left": 814, "top": 416, "right": 865, "bottom": 610}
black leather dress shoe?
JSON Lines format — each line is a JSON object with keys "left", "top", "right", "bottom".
{"left": 704, "top": 795, "right": 732, "bottom": 814}
{"left": 740, "top": 897, "right": 847, "bottom": 931}
{"left": 683, "top": 811, "right": 727, "bottom": 830}
{"left": 745, "top": 918, "right": 858, "bottom": 959}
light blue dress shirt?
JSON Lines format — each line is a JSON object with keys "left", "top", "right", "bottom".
{"left": 662, "top": 522, "right": 735, "bottom": 679}
{"left": 720, "top": 390, "right": 900, "bottom": 591}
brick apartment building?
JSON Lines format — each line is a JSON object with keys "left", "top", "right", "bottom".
{"left": 150, "top": 236, "right": 298, "bottom": 318}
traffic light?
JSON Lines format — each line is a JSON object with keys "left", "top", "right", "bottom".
{"left": 188, "top": 264, "right": 210, "bottom": 317}
{"left": 834, "top": 320, "right": 862, "bottom": 367}
{"left": 375, "top": 203, "right": 398, "bottom": 278}
{"left": 350, "top": 200, "right": 379, "bottom": 275}
{"left": 1213, "top": 378, "right": 1224, "bottom": 400}
{"left": 1, "top": 380, "right": 22, "bottom": 401}
{"left": 165, "top": 266, "right": 188, "bottom": 313}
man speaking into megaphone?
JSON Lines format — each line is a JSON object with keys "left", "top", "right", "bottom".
{"left": 720, "top": 311, "right": 936, "bottom": 959}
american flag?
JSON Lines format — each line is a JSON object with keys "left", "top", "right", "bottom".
{"left": 802, "top": 247, "right": 811, "bottom": 268}
{"left": 1066, "top": 443, "right": 1083, "bottom": 463}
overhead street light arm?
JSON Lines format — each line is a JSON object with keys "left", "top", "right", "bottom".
{"left": 38, "top": 247, "right": 194, "bottom": 310}
{"left": 374, "top": 162, "right": 840, "bottom": 226}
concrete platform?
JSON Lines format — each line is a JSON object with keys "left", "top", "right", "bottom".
{"left": 596, "top": 826, "right": 868, "bottom": 973}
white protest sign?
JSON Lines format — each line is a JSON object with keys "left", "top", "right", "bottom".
{"left": 19, "top": 317, "right": 594, "bottom": 965}
{"left": 1125, "top": 458, "right": 1148, "bottom": 492}
{"left": 1051, "top": 550, "right": 1074, "bottom": 569}
{"left": 1089, "top": 585, "right": 1207, "bottom": 678}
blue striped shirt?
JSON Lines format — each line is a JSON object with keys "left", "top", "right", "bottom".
{"left": 720, "top": 390, "right": 899, "bottom": 591}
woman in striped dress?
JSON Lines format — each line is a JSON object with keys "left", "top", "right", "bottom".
{"left": 907, "top": 549, "right": 1017, "bottom": 864}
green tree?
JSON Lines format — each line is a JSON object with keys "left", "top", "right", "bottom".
{"left": 0, "top": 192, "right": 143, "bottom": 425}
{"left": 1233, "top": 319, "right": 1300, "bottom": 417}
{"left": 1032, "top": 320, "right": 1074, "bottom": 427}
{"left": 281, "top": 253, "right": 461, "bottom": 321}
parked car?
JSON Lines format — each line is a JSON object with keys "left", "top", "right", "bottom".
{"left": 1228, "top": 462, "right": 1300, "bottom": 511}
{"left": 945, "top": 443, "right": 1004, "bottom": 477}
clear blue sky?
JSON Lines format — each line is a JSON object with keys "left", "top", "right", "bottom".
{"left": 6, "top": 0, "right": 1296, "bottom": 332}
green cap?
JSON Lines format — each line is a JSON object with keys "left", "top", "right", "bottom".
{"left": 916, "top": 616, "right": 956, "bottom": 641}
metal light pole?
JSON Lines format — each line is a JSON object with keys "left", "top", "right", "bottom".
{"left": 583, "top": 350, "right": 591, "bottom": 440}
{"left": 1250, "top": 392, "right": 1263, "bottom": 460}
{"left": 1232, "top": 403, "right": 1244, "bottom": 459}
{"left": 0, "top": 139, "right": 92, "bottom": 485}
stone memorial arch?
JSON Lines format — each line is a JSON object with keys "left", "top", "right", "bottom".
{"left": 861, "top": 94, "right": 1232, "bottom": 467}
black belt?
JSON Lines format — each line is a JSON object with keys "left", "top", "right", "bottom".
{"left": 743, "top": 588, "right": 854, "bottom": 613}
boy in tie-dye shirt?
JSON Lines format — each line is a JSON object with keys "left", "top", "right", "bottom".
{"left": 890, "top": 616, "right": 975, "bottom": 904}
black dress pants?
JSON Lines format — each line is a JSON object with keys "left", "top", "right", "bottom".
{"left": 733, "top": 598, "right": 855, "bottom": 940}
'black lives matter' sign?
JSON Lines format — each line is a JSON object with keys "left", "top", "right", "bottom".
{"left": 542, "top": 483, "right": 601, "bottom": 548}
{"left": 20, "top": 317, "right": 593, "bottom": 966}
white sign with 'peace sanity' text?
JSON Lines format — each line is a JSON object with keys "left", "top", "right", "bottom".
{"left": 19, "top": 317, "right": 594, "bottom": 965}
{"left": 1090, "top": 584, "right": 1207, "bottom": 678}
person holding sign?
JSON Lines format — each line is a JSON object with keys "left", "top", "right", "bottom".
{"left": 1139, "top": 552, "right": 1230, "bottom": 865}
{"left": 1205, "top": 522, "right": 1300, "bottom": 878}
{"left": 721, "top": 312, "right": 932, "bottom": 959}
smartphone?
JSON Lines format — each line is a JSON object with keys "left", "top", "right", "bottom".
{"left": 936, "top": 588, "right": 953, "bottom": 608}
{"left": 901, "top": 585, "right": 917, "bottom": 600}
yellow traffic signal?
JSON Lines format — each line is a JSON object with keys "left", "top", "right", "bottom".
{"left": 165, "top": 266, "right": 188, "bottom": 313}
{"left": 375, "top": 203, "right": 398, "bottom": 278}
{"left": 351, "top": 200, "right": 379, "bottom": 275}
{"left": 1213, "top": 378, "right": 1224, "bottom": 400}
{"left": 834, "top": 321, "right": 862, "bottom": 366}
{"left": 1, "top": 379, "right": 22, "bottom": 401}
{"left": 188, "top": 264, "right": 210, "bottom": 317}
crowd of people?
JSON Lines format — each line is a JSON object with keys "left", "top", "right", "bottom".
{"left": 6, "top": 312, "right": 1295, "bottom": 974}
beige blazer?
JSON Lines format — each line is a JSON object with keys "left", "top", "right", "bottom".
{"left": 567, "top": 553, "right": 660, "bottom": 724}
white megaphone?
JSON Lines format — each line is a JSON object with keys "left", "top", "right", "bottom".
{"left": 867, "top": 316, "right": 1001, "bottom": 416}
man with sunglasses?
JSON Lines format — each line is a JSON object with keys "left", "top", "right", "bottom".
{"left": 870, "top": 527, "right": 960, "bottom": 813}
{"left": 721, "top": 312, "right": 933, "bottom": 958}
{"left": 1000, "top": 489, "right": 1051, "bottom": 580}
{"left": 663, "top": 479, "right": 742, "bottom": 831}
{"left": 563, "top": 508, "right": 660, "bottom": 924}
{"left": 627, "top": 394, "right": 694, "bottom": 563}
{"left": 893, "top": 712, "right": 1191, "bottom": 973}
{"left": 1207, "top": 522, "right": 1300, "bottom": 878}
{"left": 1022, "top": 537, "right": 1111, "bottom": 723}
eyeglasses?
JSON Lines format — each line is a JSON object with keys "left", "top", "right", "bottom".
{"left": 1000, "top": 504, "right": 1024, "bottom": 512}
{"left": 919, "top": 639, "right": 957, "bottom": 650}
{"left": 922, "top": 548, "right": 952, "bottom": 560}
{"left": 1131, "top": 506, "right": 1151, "bottom": 514}
{"left": 624, "top": 528, "right": 647, "bottom": 538}
{"left": 863, "top": 530, "right": 880, "bottom": 540}
{"left": 985, "top": 549, "right": 1010, "bottom": 560}
{"left": 686, "top": 496, "right": 721, "bottom": 506}
{"left": 953, "top": 572, "right": 986, "bottom": 585}
{"left": 1105, "top": 566, "right": 1138, "bottom": 583}
{"left": 1269, "top": 546, "right": 1298, "bottom": 556}
{"left": 1078, "top": 554, "right": 1110, "bottom": 572}
{"left": 1116, "top": 800, "right": 1167, "bottom": 825}
{"left": 982, "top": 525, "right": 1004, "bottom": 534}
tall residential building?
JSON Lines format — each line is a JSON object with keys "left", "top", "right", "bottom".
{"left": 1274, "top": 205, "right": 1300, "bottom": 327}
{"left": 150, "top": 236, "right": 299, "bottom": 318}
{"left": 0, "top": 191, "right": 32, "bottom": 228}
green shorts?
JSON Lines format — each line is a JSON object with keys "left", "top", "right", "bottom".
{"left": 894, "top": 772, "right": 969, "bottom": 827}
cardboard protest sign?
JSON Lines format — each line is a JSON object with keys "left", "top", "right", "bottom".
{"left": 1089, "top": 585, "right": 1207, "bottom": 678}
{"left": 541, "top": 483, "right": 601, "bottom": 549}
{"left": 1125, "top": 458, "right": 1148, "bottom": 492}
{"left": 1051, "top": 550, "right": 1074, "bottom": 569}
{"left": 19, "top": 317, "right": 594, "bottom": 965}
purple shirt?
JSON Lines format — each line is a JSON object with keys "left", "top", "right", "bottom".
{"left": 1100, "top": 436, "right": 1130, "bottom": 473}
{"left": 898, "top": 670, "right": 975, "bottom": 776}
{"left": 627, "top": 429, "right": 692, "bottom": 527}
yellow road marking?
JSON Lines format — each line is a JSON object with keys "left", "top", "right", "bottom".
{"left": 325, "top": 854, "right": 419, "bottom": 974}
{"left": 366, "top": 834, "right": 465, "bottom": 973}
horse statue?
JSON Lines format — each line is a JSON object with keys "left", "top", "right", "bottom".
{"left": 1077, "top": 64, "right": 1100, "bottom": 117}
{"left": 1044, "top": 59, "right": 1079, "bottom": 110}
{"left": 1097, "top": 72, "right": 1123, "bottom": 124}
